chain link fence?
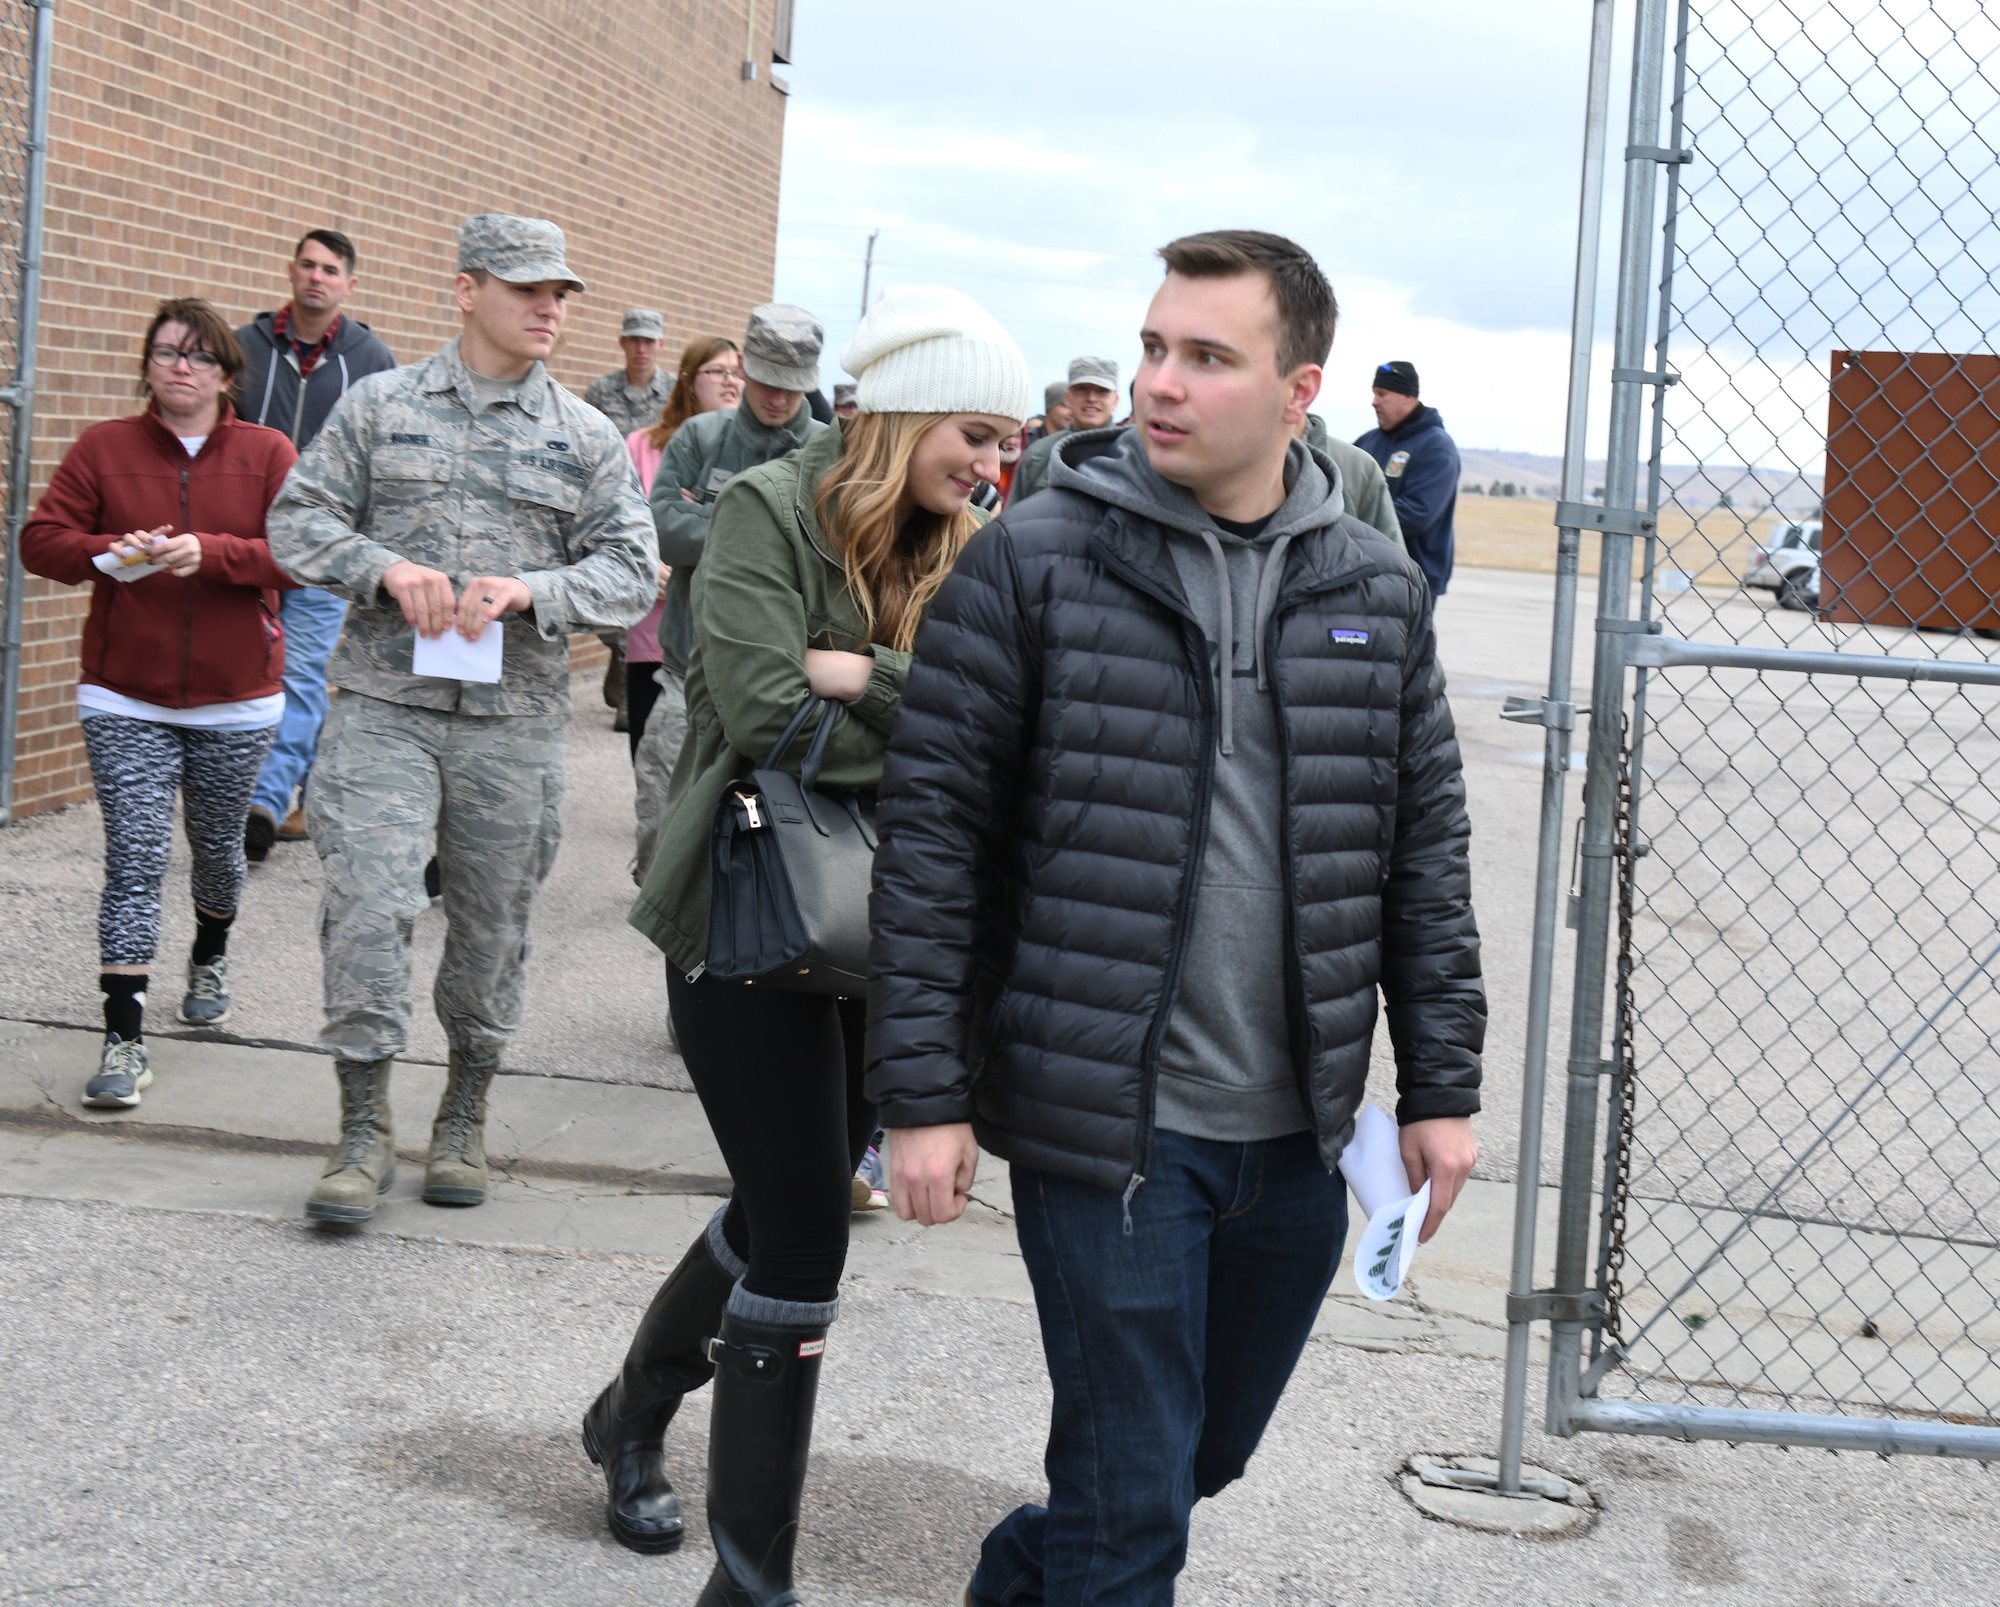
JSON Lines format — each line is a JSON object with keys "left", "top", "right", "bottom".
{"left": 1505, "top": 0, "right": 2000, "bottom": 1463}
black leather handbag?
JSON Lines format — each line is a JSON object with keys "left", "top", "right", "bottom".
{"left": 704, "top": 693, "right": 878, "bottom": 995}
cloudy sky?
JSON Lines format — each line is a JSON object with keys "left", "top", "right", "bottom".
{"left": 769, "top": 0, "right": 1627, "bottom": 454}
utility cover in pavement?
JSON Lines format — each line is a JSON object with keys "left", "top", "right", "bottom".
{"left": 1398, "top": 1454, "right": 1597, "bottom": 1537}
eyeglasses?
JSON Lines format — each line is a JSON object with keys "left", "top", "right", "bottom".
{"left": 148, "top": 345, "right": 222, "bottom": 371}
{"left": 696, "top": 365, "right": 741, "bottom": 382}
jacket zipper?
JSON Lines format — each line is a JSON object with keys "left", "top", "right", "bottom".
{"left": 1263, "top": 558, "right": 1404, "bottom": 1153}
{"left": 289, "top": 356, "right": 309, "bottom": 446}
{"left": 179, "top": 466, "right": 193, "bottom": 707}
{"left": 1266, "top": 600, "right": 1320, "bottom": 1151}
{"left": 1086, "top": 529, "right": 1219, "bottom": 1226}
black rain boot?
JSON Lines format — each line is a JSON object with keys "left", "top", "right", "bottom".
{"left": 694, "top": 1290, "right": 837, "bottom": 1606}
{"left": 582, "top": 1208, "right": 743, "bottom": 1553}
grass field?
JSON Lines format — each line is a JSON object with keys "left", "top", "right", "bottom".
{"left": 1455, "top": 494, "right": 1778, "bottom": 584}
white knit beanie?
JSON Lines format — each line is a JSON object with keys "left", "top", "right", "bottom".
{"left": 841, "top": 286, "right": 1034, "bottom": 422}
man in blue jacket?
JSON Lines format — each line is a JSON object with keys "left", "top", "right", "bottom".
{"left": 1355, "top": 359, "right": 1460, "bottom": 596}
{"left": 237, "top": 229, "right": 398, "bottom": 860}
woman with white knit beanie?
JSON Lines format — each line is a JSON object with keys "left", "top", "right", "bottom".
{"left": 584, "top": 286, "right": 1031, "bottom": 1603}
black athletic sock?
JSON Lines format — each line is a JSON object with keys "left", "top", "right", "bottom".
{"left": 101, "top": 973, "right": 147, "bottom": 1044}
{"left": 192, "top": 909, "right": 235, "bottom": 965}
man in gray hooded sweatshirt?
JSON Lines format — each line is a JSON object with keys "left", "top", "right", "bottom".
{"left": 869, "top": 230, "right": 1485, "bottom": 1603}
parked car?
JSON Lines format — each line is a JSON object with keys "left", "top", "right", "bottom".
{"left": 1746, "top": 517, "right": 1821, "bottom": 610}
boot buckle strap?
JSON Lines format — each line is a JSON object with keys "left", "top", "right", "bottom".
{"left": 706, "top": 1336, "right": 782, "bottom": 1377}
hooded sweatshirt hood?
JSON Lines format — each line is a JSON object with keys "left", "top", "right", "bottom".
{"left": 238, "top": 310, "right": 398, "bottom": 448}
{"left": 1049, "top": 425, "right": 1347, "bottom": 754}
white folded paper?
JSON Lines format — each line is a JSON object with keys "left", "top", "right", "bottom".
{"left": 1337, "top": 1103, "right": 1432, "bottom": 1301}
{"left": 412, "top": 623, "right": 503, "bottom": 683}
{"left": 92, "top": 549, "right": 167, "bottom": 583}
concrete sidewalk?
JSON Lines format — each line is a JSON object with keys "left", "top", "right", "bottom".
{"left": 0, "top": 1016, "right": 1540, "bottom": 1358}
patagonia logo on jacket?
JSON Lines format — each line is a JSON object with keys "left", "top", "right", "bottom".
{"left": 1330, "top": 629, "right": 1370, "bottom": 645}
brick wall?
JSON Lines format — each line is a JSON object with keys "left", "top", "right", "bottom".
{"left": 3, "top": 0, "right": 788, "bottom": 816}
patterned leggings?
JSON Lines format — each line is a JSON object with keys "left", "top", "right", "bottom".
{"left": 81, "top": 713, "right": 276, "bottom": 967}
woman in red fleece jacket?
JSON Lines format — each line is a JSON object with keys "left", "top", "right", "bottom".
{"left": 21, "top": 298, "right": 298, "bottom": 1110}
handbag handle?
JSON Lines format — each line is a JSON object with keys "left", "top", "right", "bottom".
{"left": 761, "top": 691, "right": 843, "bottom": 793}
{"left": 762, "top": 691, "right": 827, "bottom": 771}
{"left": 799, "top": 699, "right": 841, "bottom": 793}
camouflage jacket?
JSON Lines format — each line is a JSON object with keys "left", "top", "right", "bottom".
{"left": 583, "top": 367, "right": 674, "bottom": 435}
{"left": 267, "top": 337, "right": 658, "bottom": 716}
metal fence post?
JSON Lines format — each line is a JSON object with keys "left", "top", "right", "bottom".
{"left": 1491, "top": 0, "right": 1617, "bottom": 1496}
{"left": 0, "top": 0, "right": 52, "bottom": 827}
{"left": 1544, "top": 0, "right": 1675, "bottom": 1437}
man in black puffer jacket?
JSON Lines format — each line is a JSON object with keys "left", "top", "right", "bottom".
{"left": 867, "top": 231, "right": 1485, "bottom": 1605}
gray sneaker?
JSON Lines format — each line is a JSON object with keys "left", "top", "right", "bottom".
{"left": 179, "top": 956, "right": 231, "bottom": 1026}
{"left": 84, "top": 1035, "right": 152, "bottom": 1108}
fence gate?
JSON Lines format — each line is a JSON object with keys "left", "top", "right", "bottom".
{"left": 1496, "top": 0, "right": 2000, "bottom": 1481}
{"left": 0, "top": 0, "right": 49, "bottom": 826}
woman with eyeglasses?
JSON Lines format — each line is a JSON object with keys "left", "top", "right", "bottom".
{"left": 621, "top": 336, "right": 742, "bottom": 757}
{"left": 21, "top": 298, "right": 299, "bottom": 1109}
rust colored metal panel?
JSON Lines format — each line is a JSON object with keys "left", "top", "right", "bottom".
{"left": 1822, "top": 350, "right": 2000, "bottom": 630}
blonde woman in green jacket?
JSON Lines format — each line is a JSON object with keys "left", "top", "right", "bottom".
{"left": 582, "top": 286, "right": 1032, "bottom": 1604}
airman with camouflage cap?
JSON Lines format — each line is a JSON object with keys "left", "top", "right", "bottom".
{"left": 268, "top": 213, "right": 657, "bottom": 1228}
{"left": 584, "top": 306, "right": 673, "bottom": 435}
{"left": 628, "top": 302, "right": 827, "bottom": 878}
{"left": 1011, "top": 354, "right": 1124, "bottom": 503}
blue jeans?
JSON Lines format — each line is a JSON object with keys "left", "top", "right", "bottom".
{"left": 971, "top": 1130, "right": 1348, "bottom": 1607}
{"left": 252, "top": 586, "right": 347, "bottom": 817}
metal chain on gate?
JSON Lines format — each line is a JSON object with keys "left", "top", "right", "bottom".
{"left": 1603, "top": 713, "right": 1642, "bottom": 1344}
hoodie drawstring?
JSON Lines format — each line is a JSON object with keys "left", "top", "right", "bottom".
{"left": 1195, "top": 527, "right": 1235, "bottom": 756}
{"left": 1252, "top": 531, "right": 1298, "bottom": 692}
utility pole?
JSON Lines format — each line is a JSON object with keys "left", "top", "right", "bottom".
{"left": 859, "top": 229, "right": 878, "bottom": 317}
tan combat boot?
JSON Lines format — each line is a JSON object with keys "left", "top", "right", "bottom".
{"left": 424, "top": 1050, "right": 497, "bottom": 1207}
{"left": 305, "top": 1058, "right": 396, "bottom": 1224}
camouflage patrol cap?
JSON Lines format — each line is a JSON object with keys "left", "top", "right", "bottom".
{"left": 620, "top": 309, "right": 664, "bottom": 340}
{"left": 741, "top": 302, "right": 823, "bottom": 391}
{"left": 1067, "top": 355, "right": 1119, "bottom": 393}
{"left": 833, "top": 382, "right": 857, "bottom": 407}
{"left": 456, "top": 213, "right": 585, "bottom": 292}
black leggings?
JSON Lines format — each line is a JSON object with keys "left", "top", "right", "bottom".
{"left": 668, "top": 967, "right": 876, "bottom": 1304}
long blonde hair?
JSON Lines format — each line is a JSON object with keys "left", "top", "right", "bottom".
{"left": 644, "top": 335, "right": 740, "bottom": 451}
{"left": 812, "top": 413, "right": 982, "bottom": 655}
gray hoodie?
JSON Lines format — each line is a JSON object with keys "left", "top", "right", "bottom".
{"left": 1050, "top": 428, "right": 1356, "bottom": 1142}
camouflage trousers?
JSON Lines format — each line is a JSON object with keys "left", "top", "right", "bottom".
{"left": 630, "top": 663, "right": 687, "bottom": 883}
{"left": 307, "top": 692, "right": 565, "bottom": 1064}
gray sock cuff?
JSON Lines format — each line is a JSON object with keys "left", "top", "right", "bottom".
{"left": 724, "top": 1282, "right": 840, "bottom": 1330}
{"left": 704, "top": 1204, "right": 748, "bottom": 1282}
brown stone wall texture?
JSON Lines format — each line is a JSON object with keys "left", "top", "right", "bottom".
{"left": 4, "top": 0, "right": 787, "bottom": 815}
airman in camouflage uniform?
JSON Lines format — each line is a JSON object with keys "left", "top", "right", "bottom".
{"left": 630, "top": 302, "right": 825, "bottom": 877}
{"left": 267, "top": 214, "right": 657, "bottom": 1226}
{"left": 583, "top": 307, "right": 673, "bottom": 436}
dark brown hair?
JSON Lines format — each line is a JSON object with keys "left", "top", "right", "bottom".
{"left": 1156, "top": 229, "right": 1338, "bottom": 375}
{"left": 294, "top": 227, "right": 357, "bottom": 273}
{"left": 137, "top": 298, "right": 246, "bottom": 396}
{"left": 645, "top": 335, "right": 741, "bottom": 451}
